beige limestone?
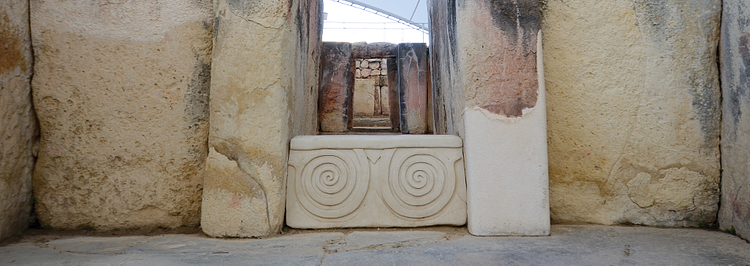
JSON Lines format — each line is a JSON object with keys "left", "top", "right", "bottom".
{"left": 203, "top": 0, "right": 320, "bottom": 237}
{"left": 543, "top": 0, "right": 721, "bottom": 226}
{"left": 353, "top": 78, "right": 376, "bottom": 116}
{"left": 30, "top": 0, "right": 213, "bottom": 230}
{"left": 0, "top": 0, "right": 36, "bottom": 241}
{"left": 286, "top": 135, "right": 466, "bottom": 228}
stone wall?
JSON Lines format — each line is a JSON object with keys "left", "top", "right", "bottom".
{"left": 543, "top": 0, "right": 722, "bottom": 227}
{"left": 353, "top": 58, "right": 389, "bottom": 117}
{"left": 720, "top": 0, "right": 750, "bottom": 241}
{"left": 0, "top": 0, "right": 36, "bottom": 241}
{"left": 202, "top": 0, "right": 321, "bottom": 237}
{"left": 30, "top": 0, "right": 213, "bottom": 230}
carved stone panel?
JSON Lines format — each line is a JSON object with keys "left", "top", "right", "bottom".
{"left": 287, "top": 135, "right": 466, "bottom": 228}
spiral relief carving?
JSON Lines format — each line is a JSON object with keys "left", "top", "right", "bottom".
{"left": 381, "top": 149, "right": 456, "bottom": 218}
{"left": 295, "top": 150, "right": 368, "bottom": 219}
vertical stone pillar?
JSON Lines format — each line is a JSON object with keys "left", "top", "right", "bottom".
{"left": 387, "top": 58, "right": 400, "bottom": 131}
{"left": 0, "top": 0, "right": 36, "bottom": 241}
{"left": 319, "top": 42, "right": 354, "bottom": 132}
{"left": 397, "top": 43, "right": 429, "bottom": 134}
{"left": 457, "top": 0, "right": 549, "bottom": 236}
{"left": 720, "top": 0, "right": 750, "bottom": 241}
{"left": 31, "top": 0, "right": 212, "bottom": 231}
{"left": 204, "top": 0, "right": 321, "bottom": 237}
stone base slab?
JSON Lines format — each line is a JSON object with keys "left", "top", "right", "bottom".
{"left": 287, "top": 135, "right": 466, "bottom": 228}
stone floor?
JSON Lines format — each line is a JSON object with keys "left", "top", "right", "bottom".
{"left": 1, "top": 225, "right": 748, "bottom": 265}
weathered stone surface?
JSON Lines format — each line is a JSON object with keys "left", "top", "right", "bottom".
{"left": 30, "top": 0, "right": 212, "bottom": 231}
{"left": 352, "top": 42, "right": 397, "bottom": 59}
{"left": 319, "top": 42, "right": 353, "bottom": 132}
{"left": 543, "top": 0, "right": 721, "bottom": 226}
{"left": 286, "top": 135, "right": 466, "bottom": 228}
{"left": 397, "top": 43, "right": 429, "bottom": 134}
{"left": 720, "top": 0, "right": 750, "bottom": 241}
{"left": 204, "top": 0, "right": 321, "bottom": 237}
{"left": 353, "top": 78, "right": 376, "bottom": 116}
{"left": 387, "top": 58, "right": 400, "bottom": 131}
{"left": 0, "top": 0, "right": 36, "bottom": 241}
{"left": 456, "top": 0, "right": 549, "bottom": 236}
{"left": 428, "top": 0, "right": 460, "bottom": 136}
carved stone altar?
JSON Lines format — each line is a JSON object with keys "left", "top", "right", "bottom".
{"left": 286, "top": 135, "right": 466, "bottom": 228}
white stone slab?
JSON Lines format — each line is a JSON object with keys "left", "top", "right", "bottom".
{"left": 463, "top": 37, "right": 550, "bottom": 236}
{"left": 287, "top": 135, "right": 466, "bottom": 228}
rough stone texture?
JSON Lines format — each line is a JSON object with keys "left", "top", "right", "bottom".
{"left": 204, "top": 0, "right": 321, "bottom": 237}
{"left": 428, "top": 0, "right": 461, "bottom": 136}
{"left": 0, "top": 0, "right": 36, "bottom": 241}
{"left": 720, "top": 0, "right": 750, "bottom": 241}
{"left": 30, "top": 0, "right": 212, "bottom": 231}
{"left": 353, "top": 78, "right": 376, "bottom": 116}
{"left": 351, "top": 42, "right": 397, "bottom": 59}
{"left": 286, "top": 135, "right": 466, "bottom": 228}
{"left": 397, "top": 43, "right": 429, "bottom": 134}
{"left": 543, "top": 0, "right": 722, "bottom": 226}
{"left": 319, "top": 42, "right": 353, "bottom": 132}
{"left": 3, "top": 226, "right": 750, "bottom": 265}
{"left": 455, "top": 0, "right": 548, "bottom": 236}
{"left": 387, "top": 58, "right": 400, "bottom": 131}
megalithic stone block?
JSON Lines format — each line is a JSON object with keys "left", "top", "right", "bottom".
{"left": 457, "top": 0, "right": 549, "bottom": 236}
{"left": 397, "top": 43, "right": 429, "bottom": 134}
{"left": 319, "top": 42, "right": 354, "bottom": 132}
{"left": 387, "top": 57, "right": 400, "bottom": 131}
{"left": 720, "top": 0, "right": 750, "bottom": 242}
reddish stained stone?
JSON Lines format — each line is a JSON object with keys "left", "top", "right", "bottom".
{"left": 397, "top": 43, "right": 429, "bottom": 134}
{"left": 467, "top": 0, "right": 541, "bottom": 118}
{"left": 318, "top": 42, "right": 354, "bottom": 132}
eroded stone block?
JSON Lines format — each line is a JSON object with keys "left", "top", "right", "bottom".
{"left": 319, "top": 42, "right": 354, "bottom": 132}
{"left": 0, "top": 0, "right": 35, "bottom": 241}
{"left": 31, "top": 0, "right": 212, "bottom": 231}
{"left": 287, "top": 135, "right": 466, "bottom": 228}
{"left": 397, "top": 43, "right": 429, "bottom": 134}
{"left": 720, "top": 0, "right": 750, "bottom": 241}
{"left": 543, "top": 0, "right": 721, "bottom": 227}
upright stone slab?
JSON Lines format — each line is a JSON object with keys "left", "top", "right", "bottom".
{"left": 397, "top": 43, "right": 429, "bottom": 134}
{"left": 720, "top": 0, "right": 750, "bottom": 241}
{"left": 455, "top": 0, "right": 549, "bottom": 236}
{"left": 0, "top": 0, "right": 36, "bottom": 241}
{"left": 204, "top": 0, "right": 321, "bottom": 237}
{"left": 31, "top": 0, "right": 212, "bottom": 230}
{"left": 543, "top": 0, "right": 721, "bottom": 227}
{"left": 387, "top": 58, "right": 400, "bottom": 131}
{"left": 319, "top": 42, "right": 354, "bottom": 132}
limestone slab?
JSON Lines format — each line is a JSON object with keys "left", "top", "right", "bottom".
{"left": 30, "top": 0, "right": 212, "bottom": 231}
{"left": 542, "top": 0, "right": 721, "bottom": 227}
{"left": 0, "top": 0, "right": 35, "bottom": 241}
{"left": 286, "top": 135, "right": 466, "bottom": 228}
{"left": 319, "top": 42, "right": 354, "bottom": 132}
{"left": 397, "top": 43, "right": 429, "bottom": 134}
{"left": 720, "top": 0, "right": 750, "bottom": 241}
{"left": 203, "top": 0, "right": 321, "bottom": 238}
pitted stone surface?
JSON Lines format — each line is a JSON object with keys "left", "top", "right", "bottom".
{"left": 543, "top": 0, "right": 721, "bottom": 227}
{"left": 0, "top": 0, "right": 36, "bottom": 241}
{"left": 30, "top": 0, "right": 212, "bottom": 231}
{"left": 286, "top": 135, "right": 466, "bottom": 228}
{"left": 720, "top": 0, "right": 750, "bottom": 241}
{"left": 203, "top": 0, "right": 321, "bottom": 237}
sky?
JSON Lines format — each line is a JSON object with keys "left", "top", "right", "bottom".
{"left": 322, "top": 0, "right": 429, "bottom": 44}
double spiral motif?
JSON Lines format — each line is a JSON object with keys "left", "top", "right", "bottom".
{"left": 381, "top": 150, "right": 456, "bottom": 218}
{"left": 295, "top": 150, "right": 368, "bottom": 219}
